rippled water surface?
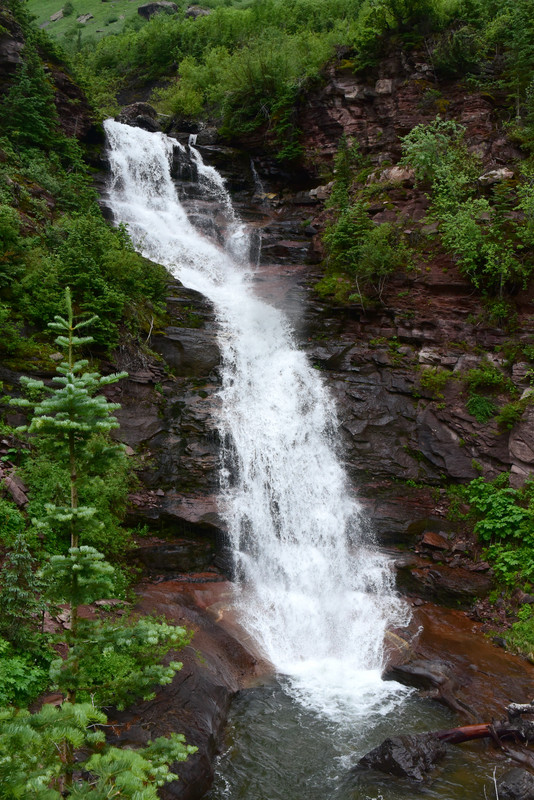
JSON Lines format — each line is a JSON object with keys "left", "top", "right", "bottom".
{"left": 205, "top": 679, "right": 497, "bottom": 800}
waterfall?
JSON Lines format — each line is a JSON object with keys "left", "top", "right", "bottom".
{"left": 104, "top": 120, "right": 410, "bottom": 722}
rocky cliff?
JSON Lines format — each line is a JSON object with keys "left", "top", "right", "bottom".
{"left": 116, "top": 50, "right": 534, "bottom": 542}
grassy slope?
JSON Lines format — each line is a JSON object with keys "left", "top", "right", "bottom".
{"left": 28, "top": 0, "right": 144, "bottom": 43}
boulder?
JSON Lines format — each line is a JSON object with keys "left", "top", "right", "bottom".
{"left": 185, "top": 5, "right": 212, "bottom": 18}
{"left": 138, "top": 1, "right": 179, "bottom": 20}
{"left": 375, "top": 78, "right": 394, "bottom": 95}
{"left": 497, "top": 768, "right": 534, "bottom": 800}
{"left": 117, "top": 102, "right": 160, "bottom": 132}
{"left": 356, "top": 734, "right": 447, "bottom": 781}
{"left": 378, "top": 165, "right": 415, "bottom": 185}
{"left": 76, "top": 13, "right": 94, "bottom": 23}
{"left": 479, "top": 168, "right": 514, "bottom": 185}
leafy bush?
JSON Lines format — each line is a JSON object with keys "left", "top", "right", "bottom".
{"left": 0, "top": 45, "right": 59, "bottom": 149}
{"left": 496, "top": 394, "right": 534, "bottom": 430}
{"left": 507, "top": 605, "right": 534, "bottom": 658}
{"left": 465, "top": 360, "right": 512, "bottom": 393}
{"left": 0, "top": 498, "right": 26, "bottom": 547}
{"left": 401, "top": 116, "right": 468, "bottom": 185}
{"left": 401, "top": 116, "right": 534, "bottom": 294}
{"left": 18, "top": 214, "right": 167, "bottom": 348}
{"left": 418, "top": 366, "right": 453, "bottom": 398}
{"left": 459, "top": 474, "right": 534, "bottom": 588}
{"left": 466, "top": 393, "right": 497, "bottom": 423}
{"left": 0, "top": 637, "right": 49, "bottom": 706}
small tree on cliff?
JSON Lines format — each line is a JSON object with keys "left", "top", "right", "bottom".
{"left": 11, "top": 289, "right": 190, "bottom": 702}
{"left": 11, "top": 286, "right": 128, "bottom": 555}
{"left": 4, "top": 289, "right": 195, "bottom": 791}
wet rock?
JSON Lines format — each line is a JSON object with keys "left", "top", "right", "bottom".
{"left": 356, "top": 734, "right": 447, "bottom": 781}
{"left": 420, "top": 531, "right": 449, "bottom": 550}
{"left": 497, "top": 768, "right": 534, "bottom": 800}
{"left": 107, "top": 580, "right": 265, "bottom": 800}
{"left": 117, "top": 102, "right": 160, "bottom": 132}
{"left": 395, "top": 555, "right": 492, "bottom": 607}
{"left": 384, "top": 658, "right": 455, "bottom": 692}
{"left": 133, "top": 540, "right": 216, "bottom": 575}
{"left": 152, "top": 327, "right": 220, "bottom": 377}
{"left": 384, "top": 603, "right": 534, "bottom": 720}
{"left": 138, "top": 2, "right": 179, "bottom": 20}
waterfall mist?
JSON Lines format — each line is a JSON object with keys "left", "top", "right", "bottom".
{"left": 104, "top": 119, "right": 410, "bottom": 722}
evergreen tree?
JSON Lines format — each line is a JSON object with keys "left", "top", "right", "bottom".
{"left": 4, "top": 289, "right": 194, "bottom": 790}
{"left": 0, "top": 702, "right": 196, "bottom": 799}
{"left": 0, "top": 44, "right": 59, "bottom": 149}
{"left": 0, "top": 533, "right": 44, "bottom": 649}
{"left": 11, "top": 286, "right": 128, "bottom": 553}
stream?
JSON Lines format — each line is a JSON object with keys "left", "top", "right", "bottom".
{"left": 104, "top": 120, "right": 501, "bottom": 799}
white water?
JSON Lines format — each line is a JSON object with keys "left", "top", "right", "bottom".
{"left": 104, "top": 119, "right": 410, "bottom": 723}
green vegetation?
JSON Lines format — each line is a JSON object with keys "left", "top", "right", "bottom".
{"left": 0, "top": 701, "right": 194, "bottom": 799}
{"left": 455, "top": 474, "right": 534, "bottom": 656}
{"left": 28, "top": 0, "right": 145, "bottom": 45}
{"left": 418, "top": 366, "right": 453, "bottom": 399}
{"left": 317, "top": 136, "right": 411, "bottom": 303}
{"left": 0, "top": 291, "right": 195, "bottom": 792}
{"left": 400, "top": 118, "right": 533, "bottom": 295}
{"left": 455, "top": 474, "right": 534, "bottom": 587}
{"left": 0, "top": 5, "right": 167, "bottom": 357}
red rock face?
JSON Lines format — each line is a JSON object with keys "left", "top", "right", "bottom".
{"left": 299, "top": 48, "right": 518, "bottom": 170}
{"left": 385, "top": 601, "right": 534, "bottom": 721}
{"left": 106, "top": 579, "right": 268, "bottom": 800}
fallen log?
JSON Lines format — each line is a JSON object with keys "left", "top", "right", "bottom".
{"left": 431, "top": 700, "right": 534, "bottom": 746}
{"left": 432, "top": 723, "right": 511, "bottom": 745}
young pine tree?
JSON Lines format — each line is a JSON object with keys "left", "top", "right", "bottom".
{"left": 0, "top": 532, "right": 45, "bottom": 649}
{"left": 5, "top": 289, "right": 194, "bottom": 790}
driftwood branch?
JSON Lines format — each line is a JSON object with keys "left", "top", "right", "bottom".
{"left": 431, "top": 700, "right": 534, "bottom": 747}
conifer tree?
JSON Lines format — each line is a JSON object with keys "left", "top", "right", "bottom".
{"left": 11, "top": 286, "right": 128, "bottom": 553}
{"left": 0, "top": 533, "right": 44, "bottom": 649}
{"left": 4, "top": 289, "right": 195, "bottom": 791}
{"left": 0, "top": 702, "right": 196, "bottom": 799}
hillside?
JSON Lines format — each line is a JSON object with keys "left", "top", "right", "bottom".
{"left": 1, "top": 1, "right": 534, "bottom": 797}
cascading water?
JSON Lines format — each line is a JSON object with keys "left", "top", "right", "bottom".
{"left": 104, "top": 119, "right": 410, "bottom": 723}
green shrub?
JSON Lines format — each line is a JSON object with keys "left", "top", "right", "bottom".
{"left": 0, "top": 498, "right": 26, "bottom": 547}
{"left": 0, "top": 637, "right": 49, "bottom": 706}
{"left": 507, "top": 606, "right": 534, "bottom": 657}
{"left": 459, "top": 474, "right": 534, "bottom": 588}
{"left": 400, "top": 116, "right": 467, "bottom": 184}
{"left": 418, "top": 366, "right": 453, "bottom": 398}
{"left": 496, "top": 394, "right": 534, "bottom": 430}
{"left": 465, "top": 360, "right": 510, "bottom": 393}
{"left": 0, "top": 45, "right": 59, "bottom": 150}
{"left": 466, "top": 393, "right": 497, "bottom": 422}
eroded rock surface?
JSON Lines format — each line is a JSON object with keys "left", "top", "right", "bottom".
{"left": 107, "top": 579, "right": 267, "bottom": 800}
{"left": 498, "top": 768, "right": 534, "bottom": 800}
{"left": 384, "top": 602, "right": 534, "bottom": 720}
{"left": 356, "top": 733, "right": 447, "bottom": 781}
